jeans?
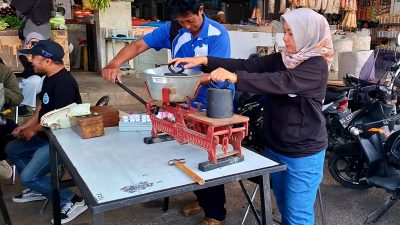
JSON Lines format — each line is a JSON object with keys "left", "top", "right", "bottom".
{"left": 5, "top": 135, "right": 75, "bottom": 207}
{"left": 265, "top": 148, "right": 325, "bottom": 225}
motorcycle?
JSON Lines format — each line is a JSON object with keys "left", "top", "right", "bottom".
{"left": 234, "top": 90, "right": 265, "bottom": 153}
{"left": 327, "top": 49, "right": 400, "bottom": 189}
{"left": 345, "top": 111, "right": 400, "bottom": 224}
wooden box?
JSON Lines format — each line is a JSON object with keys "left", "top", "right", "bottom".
{"left": 90, "top": 106, "right": 119, "bottom": 127}
{"left": 71, "top": 115, "right": 105, "bottom": 139}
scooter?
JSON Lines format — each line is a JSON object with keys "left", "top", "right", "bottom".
{"left": 327, "top": 48, "right": 400, "bottom": 189}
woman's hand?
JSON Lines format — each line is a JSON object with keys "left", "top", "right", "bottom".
{"left": 170, "top": 56, "right": 208, "bottom": 69}
{"left": 210, "top": 68, "right": 237, "bottom": 83}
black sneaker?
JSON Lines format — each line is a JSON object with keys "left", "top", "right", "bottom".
{"left": 51, "top": 197, "right": 88, "bottom": 224}
{"left": 12, "top": 188, "right": 47, "bottom": 203}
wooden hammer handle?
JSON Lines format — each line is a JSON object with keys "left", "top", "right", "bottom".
{"left": 175, "top": 161, "right": 205, "bottom": 185}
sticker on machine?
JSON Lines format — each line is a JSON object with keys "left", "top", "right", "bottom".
{"left": 152, "top": 77, "right": 167, "bottom": 83}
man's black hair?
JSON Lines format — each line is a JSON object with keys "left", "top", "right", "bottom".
{"left": 166, "top": 0, "right": 201, "bottom": 17}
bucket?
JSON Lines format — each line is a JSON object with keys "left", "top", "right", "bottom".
{"left": 143, "top": 65, "right": 202, "bottom": 102}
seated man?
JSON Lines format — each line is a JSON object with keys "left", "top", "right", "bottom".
{"left": 5, "top": 40, "right": 87, "bottom": 224}
{"left": 0, "top": 57, "right": 23, "bottom": 179}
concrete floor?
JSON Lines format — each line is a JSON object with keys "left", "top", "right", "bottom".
{"left": 3, "top": 160, "right": 400, "bottom": 225}
{"left": 3, "top": 71, "right": 400, "bottom": 225}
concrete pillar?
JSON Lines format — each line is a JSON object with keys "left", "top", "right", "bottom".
{"left": 259, "top": 0, "right": 265, "bottom": 19}
{"left": 95, "top": 1, "right": 132, "bottom": 71}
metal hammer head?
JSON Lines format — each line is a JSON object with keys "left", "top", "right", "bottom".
{"left": 168, "top": 159, "right": 186, "bottom": 165}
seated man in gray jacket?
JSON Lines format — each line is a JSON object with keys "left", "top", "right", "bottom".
{"left": 0, "top": 57, "right": 23, "bottom": 179}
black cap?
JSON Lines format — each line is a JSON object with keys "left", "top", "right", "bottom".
{"left": 19, "top": 39, "right": 64, "bottom": 62}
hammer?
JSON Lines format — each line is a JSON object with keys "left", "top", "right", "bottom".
{"left": 168, "top": 159, "right": 205, "bottom": 185}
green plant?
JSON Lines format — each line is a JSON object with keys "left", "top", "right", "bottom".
{"left": 0, "top": 20, "right": 8, "bottom": 30}
{"left": 88, "top": 0, "right": 111, "bottom": 10}
{"left": 3, "top": 16, "right": 21, "bottom": 29}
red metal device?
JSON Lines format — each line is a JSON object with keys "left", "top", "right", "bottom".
{"left": 145, "top": 87, "right": 249, "bottom": 165}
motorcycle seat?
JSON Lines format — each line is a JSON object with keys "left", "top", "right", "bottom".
{"left": 326, "top": 86, "right": 354, "bottom": 93}
{"left": 324, "top": 91, "right": 347, "bottom": 104}
{"left": 367, "top": 175, "right": 400, "bottom": 191}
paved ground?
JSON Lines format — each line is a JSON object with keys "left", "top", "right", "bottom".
{"left": 3, "top": 71, "right": 400, "bottom": 225}
{"left": 2, "top": 159, "right": 400, "bottom": 225}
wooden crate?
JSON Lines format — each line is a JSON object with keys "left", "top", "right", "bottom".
{"left": 0, "top": 30, "right": 23, "bottom": 72}
{"left": 0, "top": 29, "right": 70, "bottom": 71}
{"left": 51, "top": 30, "right": 70, "bottom": 71}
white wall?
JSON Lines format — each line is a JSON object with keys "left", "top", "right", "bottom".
{"left": 228, "top": 31, "right": 285, "bottom": 59}
{"left": 95, "top": 1, "right": 132, "bottom": 70}
{"left": 392, "top": 0, "right": 400, "bottom": 13}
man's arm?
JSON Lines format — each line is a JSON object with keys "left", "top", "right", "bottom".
{"left": 102, "top": 23, "right": 172, "bottom": 83}
{"left": 101, "top": 39, "right": 150, "bottom": 83}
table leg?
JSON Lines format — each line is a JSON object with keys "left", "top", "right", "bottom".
{"left": 105, "top": 40, "right": 109, "bottom": 65}
{"left": 50, "top": 140, "right": 61, "bottom": 225}
{"left": 163, "top": 197, "right": 169, "bottom": 212}
{"left": 92, "top": 211, "right": 105, "bottom": 225}
{"left": 239, "top": 180, "right": 261, "bottom": 225}
{"left": 0, "top": 186, "right": 12, "bottom": 225}
{"left": 259, "top": 174, "right": 273, "bottom": 225}
{"left": 111, "top": 39, "right": 116, "bottom": 59}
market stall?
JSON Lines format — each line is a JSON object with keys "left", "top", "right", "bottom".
{"left": 0, "top": 2, "right": 70, "bottom": 72}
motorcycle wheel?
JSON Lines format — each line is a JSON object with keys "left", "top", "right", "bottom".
{"left": 328, "top": 152, "right": 372, "bottom": 189}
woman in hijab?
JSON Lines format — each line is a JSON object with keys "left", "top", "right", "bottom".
{"left": 18, "top": 32, "right": 46, "bottom": 116}
{"left": 171, "top": 8, "right": 334, "bottom": 225}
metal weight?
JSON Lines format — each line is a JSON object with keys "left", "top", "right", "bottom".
{"left": 206, "top": 80, "right": 233, "bottom": 118}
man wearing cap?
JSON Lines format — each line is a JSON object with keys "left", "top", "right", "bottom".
{"left": 216, "top": 11, "right": 226, "bottom": 24}
{"left": 5, "top": 40, "right": 87, "bottom": 224}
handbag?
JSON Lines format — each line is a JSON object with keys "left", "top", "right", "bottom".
{"left": 17, "top": 0, "right": 43, "bottom": 41}
{"left": 17, "top": 19, "right": 27, "bottom": 41}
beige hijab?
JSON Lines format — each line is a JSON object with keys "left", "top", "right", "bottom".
{"left": 280, "top": 8, "right": 334, "bottom": 69}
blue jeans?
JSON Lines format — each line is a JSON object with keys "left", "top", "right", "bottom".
{"left": 265, "top": 148, "right": 325, "bottom": 225}
{"left": 5, "top": 135, "right": 75, "bottom": 207}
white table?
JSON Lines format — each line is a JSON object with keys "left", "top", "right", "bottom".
{"left": 46, "top": 127, "right": 285, "bottom": 225}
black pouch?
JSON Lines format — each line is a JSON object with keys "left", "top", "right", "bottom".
{"left": 18, "top": 19, "right": 26, "bottom": 41}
